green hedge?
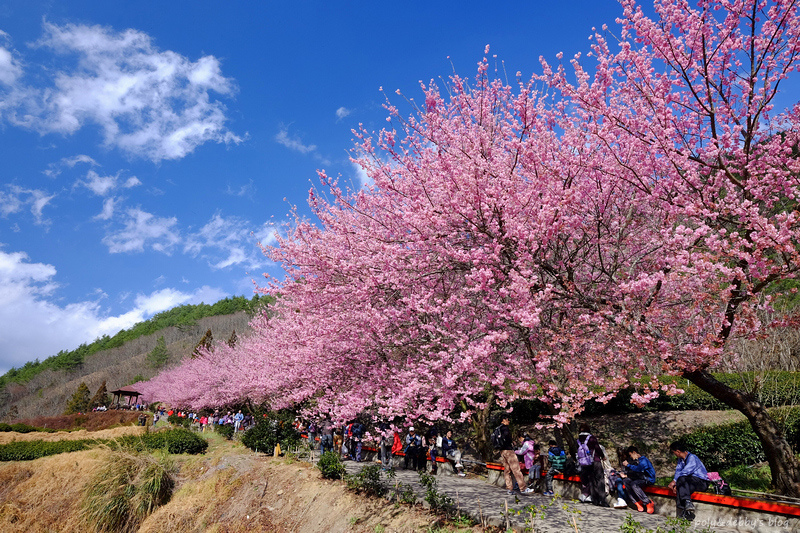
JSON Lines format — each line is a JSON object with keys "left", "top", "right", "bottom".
{"left": 216, "top": 424, "right": 235, "bottom": 440}
{"left": 677, "top": 407, "right": 800, "bottom": 471}
{"left": 167, "top": 414, "right": 191, "bottom": 428}
{"left": 0, "top": 429, "right": 208, "bottom": 461}
{"left": 0, "top": 439, "right": 94, "bottom": 461}
{"left": 577, "top": 371, "right": 800, "bottom": 416}
{"left": 241, "top": 411, "right": 300, "bottom": 454}
{"left": 0, "top": 423, "right": 55, "bottom": 433}
{"left": 117, "top": 429, "right": 208, "bottom": 455}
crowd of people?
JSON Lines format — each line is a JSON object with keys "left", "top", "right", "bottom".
{"left": 152, "top": 406, "right": 254, "bottom": 433}
{"left": 494, "top": 419, "right": 708, "bottom": 522}
{"left": 297, "top": 419, "right": 468, "bottom": 477}
{"left": 152, "top": 408, "right": 709, "bottom": 522}
{"left": 296, "top": 414, "right": 709, "bottom": 522}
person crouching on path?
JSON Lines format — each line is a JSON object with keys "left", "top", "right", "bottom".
{"left": 496, "top": 415, "right": 530, "bottom": 495}
{"left": 622, "top": 446, "right": 656, "bottom": 514}
{"left": 668, "top": 441, "right": 709, "bottom": 522}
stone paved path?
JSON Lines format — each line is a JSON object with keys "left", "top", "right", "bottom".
{"left": 341, "top": 460, "right": 738, "bottom": 532}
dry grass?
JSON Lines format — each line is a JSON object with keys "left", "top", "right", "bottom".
{"left": 0, "top": 448, "right": 108, "bottom": 533}
{"left": 81, "top": 449, "right": 176, "bottom": 533}
{"left": 0, "top": 430, "right": 454, "bottom": 533}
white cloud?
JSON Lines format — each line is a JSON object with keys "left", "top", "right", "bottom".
{"left": 0, "top": 248, "right": 228, "bottom": 373}
{"left": 0, "top": 188, "right": 23, "bottom": 217}
{"left": 102, "top": 207, "right": 180, "bottom": 253}
{"left": 224, "top": 179, "right": 255, "bottom": 198}
{"left": 94, "top": 197, "right": 117, "bottom": 220}
{"left": 274, "top": 125, "right": 331, "bottom": 165}
{"left": 29, "top": 190, "right": 54, "bottom": 223}
{"left": 81, "top": 170, "right": 117, "bottom": 196}
{"left": 0, "top": 35, "right": 23, "bottom": 87}
{"left": 7, "top": 22, "right": 243, "bottom": 162}
{"left": 0, "top": 185, "right": 55, "bottom": 225}
{"left": 275, "top": 126, "right": 317, "bottom": 154}
{"left": 77, "top": 169, "right": 139, "bottom": 197}
{"left": 43, "top": 154, "right": 98, "bottom": 178}
{"left": 253, "top": 221, "right": 281, "bottom": 248}
{"left": 184, "top": 212, "right": 279, "bottom": 270}
{"left": 123, "top": 176, "right": 141, "bottom": 188}
{"left": 335, "top": 106, "right": 351, "bottom": 120}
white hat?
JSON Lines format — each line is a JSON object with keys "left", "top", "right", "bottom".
{"left": 409, "top": 427, "right": 415, "bottom": 432}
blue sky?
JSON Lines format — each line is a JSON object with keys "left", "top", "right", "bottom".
{"left": 0, "top": 0, "right": 626, "bottom": 373}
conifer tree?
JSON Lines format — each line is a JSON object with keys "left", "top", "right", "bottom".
{"left": 227, "top": 330, "right": 238, "bottom": 348}
{"left": 4, "top": 405, "right": 19, "bottom": 423}
{"left": 89, "top": 381, "right": 111, "bottom": 409}
{"left": 64, "top": 382, "right": 91, "bottom": 414}
{"left": 146, "top": 336, "right": 170, "bottom": 369}
{"left": 192, "top": 329, "right": 213, "bottom": 358}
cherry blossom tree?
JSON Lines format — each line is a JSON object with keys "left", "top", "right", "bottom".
{"left": 139, "top": 0, "right": 800, "bottom": 490}
{"left": 535, "top": 0, "right": 800, "bottom": 493}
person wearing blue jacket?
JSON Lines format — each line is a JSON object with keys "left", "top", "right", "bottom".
{"left": 668, "top": 441, "right": 709, "bottom": 521}
{"left": 622, "top": 445, "right": 656, "bottom": 513}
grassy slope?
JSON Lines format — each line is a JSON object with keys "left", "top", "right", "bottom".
{"left": 0, "top": 426, "right": 466, "bottom": 533}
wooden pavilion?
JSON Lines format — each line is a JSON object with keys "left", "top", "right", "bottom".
{"left": 109, "top": 385, "right": 142, "bottom": 408}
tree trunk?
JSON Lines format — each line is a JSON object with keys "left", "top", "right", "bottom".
{"left": 684, "top": 369, "right": 800, "bottom": 497}
{"left": 465, "top": 392, "right": 496, "bottom": 463}
{"left": 559, "top": 423, "right": 578, "bottom": 459}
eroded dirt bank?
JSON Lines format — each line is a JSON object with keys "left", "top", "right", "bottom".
{"left": 0, "top": 433, "right": 458, "bottom": 533}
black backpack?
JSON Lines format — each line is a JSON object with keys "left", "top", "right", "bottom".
{"left": 490, "top": 425, "right": 504, "bottom": 449}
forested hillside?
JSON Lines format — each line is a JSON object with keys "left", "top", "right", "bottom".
{"left": 0, "top": 295, "right": 269, "bottom": 420}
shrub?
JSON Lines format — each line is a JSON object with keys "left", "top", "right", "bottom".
{"left": 240, "top": 411, "right": 300, "bottom": 453}
{"left": 418, "top": 471, "right": 453, "bottom": 512}
{"left": 0, "top": 439, "right": 94, "bottom": 461}
{"left": 317, "top": 451, "right": 346, "bottom": 480}
{"left": 676, "top": 406, "right": 800, "bottom": 471}
{"left": 720, "top": 463, "right": 772, "bottom": 493}
{"left": 217, "top": 423, "right": 235, "bottom": 440}
{"left": 81, "top": 450, "right": 176, "bottom": 533}
{"left": 345, "top": 464, "right": 388, "bottom": 497}
{"left": 118, "top": 429, "right": 208, "bottom": 455}
{"left": 517, "top": 371, "right": 800, "bottom": 419}
{"left": 0, "top": 422, "right": 51, "bottom": 433}
{"left": 679, "top": 420, "right": 765, "bottom": 471}
{"left": 9, "top": 423, "right": 37, "bottom": 433}
{"left": 166, "top": 415, "right": 190, "bottom": 428}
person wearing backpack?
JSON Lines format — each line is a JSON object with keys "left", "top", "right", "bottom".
{"left": 622, "top": 446, "right": 656, "bottom": 514}
{"left": 544, "top": 439, "right": 566, "bottom": 496}
{"left": 576, "top": 424, "right": 609, "bottom": 507}
{"left": 319, "top": 419, "right": 334, "bottom": 454}
{"left": 494, "top": 415, "right": 531, "bottom": 495}
{"left": 668, "top": 441, "right": 709, "bottom": 522}
{"left": 403, "top": 427, "right": 423, "bottom": 470}
{"left": 351, "top": 422, "right": 364, "bottom": 462}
